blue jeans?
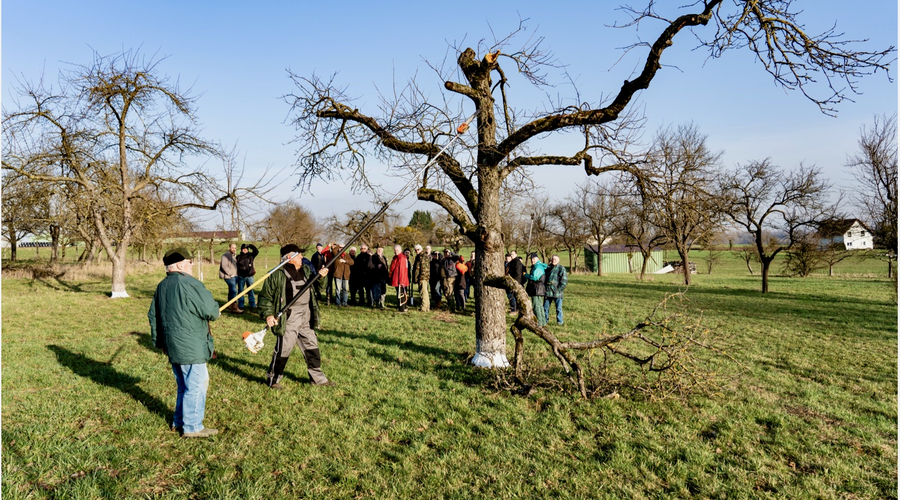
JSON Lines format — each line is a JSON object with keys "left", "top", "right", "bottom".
{"left": 333, "top": 278, "right": 349, "bottom": 305}
{"left": 224, "top": 277, "right": 238, "bottom": 302}
{"left": 543, "top": 297, "right": 563, "bottom": 324}
{"left": 171, "top": 363, "right": 209, "bottom": 434}
{"left": 236, "top": 276, "right": 255, "bottom": 308}
{"left": 508, "top": 290, "right": 518, "bottom": 312}
{"left": 370, "top": 282, "right": 384, "bottom": 308}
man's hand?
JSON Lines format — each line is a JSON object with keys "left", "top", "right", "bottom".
{"left": 318, "top": 268, "right": 329, "bottom": 278}
{"left": 266, "top": 315, "right": 278, "bottom": 328}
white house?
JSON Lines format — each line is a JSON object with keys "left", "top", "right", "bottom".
{"left": 817, "top": 219, "right": 874, "bottom": 250}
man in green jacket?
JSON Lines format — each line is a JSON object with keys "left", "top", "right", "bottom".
{"left": 258, "top": 244, "right": 332, "bottom": 390}
{"left": 149, "top": 248, "right": 221, "bottom": 438}
{"left": 543, "top": 254, "right": 568, "bottom": 325}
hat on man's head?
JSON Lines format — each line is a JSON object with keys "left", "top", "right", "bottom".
{"left": 316, "top": 243, "right": 323, "bottom": 248}
{"left": 163, "top": 247, "right": 192, "bottom": 266}
{"left": 240, "top": 243, "right": 248, "bottom": 250}
{"left": 529, "top": 252, "right": 539, "bottom": 260}
{"left": 280, "top": 244, "right": 302, "bottom": 257}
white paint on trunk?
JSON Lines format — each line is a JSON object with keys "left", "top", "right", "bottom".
{"left": 471, "top": 351, "right": 510, "bottom": 368}
{"left": 110, "top": 291, "right": 130, "bottom": 298}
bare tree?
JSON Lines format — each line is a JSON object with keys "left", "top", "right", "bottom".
{"left": 721, "top": 159, "right": 835, "bottom": 292}
{"left": 611, "top": 189, "right": 669, "bottom": 280}
{"left": 732, "top": 246, "right": 760, "bottom": 275}
{"left": 644, "top": 123, "right": 725, "bottom": 285}
{"left": 524, "top": 195, "right": 556, "bottom": 261}
{"left": 820, "top": 241, "right": 853, "bottom": 277}
{"left": 1, "top": 171, "right": 44, "bottom": 260}
{"left": 846, "top": 113, "right": 897, "bottom": 276}
{"left": 576, "top": 179, "right": 624, "bottom": 276}
{"left": 548, "top": 198, "right": 589, "bottom": 270}
{"left": 263, "top": 201, "right": 320, "bottom": 249}
{"left": 3, "top": 50, "right": 271, "bottom": 297}
{"left": 781, "top": 230, "right": 826, "bottom": 277}
{"left": 283, "top": 3, "right": 893, "bottom": 368}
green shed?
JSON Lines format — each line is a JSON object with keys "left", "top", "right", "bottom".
{"left": 584, "top": 245, "right": 666, "bottom": 274}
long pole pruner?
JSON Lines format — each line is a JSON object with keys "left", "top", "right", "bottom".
{"left": 244, "top": 111, "right": 477, "bottom": 355}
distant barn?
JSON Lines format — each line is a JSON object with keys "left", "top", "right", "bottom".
{"left": 584, "top": 244, "right": 665, "bottom": 274}
{"left": 816, "top": 219, "right": 873, "bottom": 250}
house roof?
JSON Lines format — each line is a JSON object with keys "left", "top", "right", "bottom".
{"left": 816, "top": 219, "right": 867, "bottom": 238}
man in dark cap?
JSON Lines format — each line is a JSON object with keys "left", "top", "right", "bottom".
{"left": 149, "top": 247, "right": 221, "bottom": 438}
{"left": 257, "top": 244, "right": 333, "bottom": 389}
{"left": 235, "top": 243, "right": 259, "bottom": 311}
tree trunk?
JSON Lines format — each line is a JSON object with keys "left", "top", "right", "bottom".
{"left": 677, "top": 246, "right": 691, "bottom": 285}
{"left": 640, "top": 249, "right": 651, "bottom": 280}
{"left": 110, "top": 245, "right": 129, "bottom": 298}
{"left": 760, "top": 257, "right": 773, "bottom": 293}
{"left": 49, "top": 225, "right": 60, "bottom": 263}
{"left": 470, "top": 171, "right": 509, "bottom": 368}
{"left": 597, "top": 249, "right": 604, "bottom": 277}
{"left": 10, "top": 240, "right": 17, "bottom": 261}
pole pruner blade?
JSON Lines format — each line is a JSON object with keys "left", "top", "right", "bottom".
{"left": 457, "top": 122, "right": 469, "bottom": 134}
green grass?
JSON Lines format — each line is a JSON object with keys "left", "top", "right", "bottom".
{"left": 2, "top": 252, "right": 896, "bottom": 499}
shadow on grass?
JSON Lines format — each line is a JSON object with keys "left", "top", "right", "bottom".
{"left": 324, "top": 328, "right": 486, "bottom": 386}
{"left": 47, "top": 344, "right": 170, "bottom": 423}
{"left": 129, "top": 330, "right": 308, "bottom": 387}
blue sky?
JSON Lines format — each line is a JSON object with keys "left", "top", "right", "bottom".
{"left": 3, "top": 1, "right": 897, "bottom": 230}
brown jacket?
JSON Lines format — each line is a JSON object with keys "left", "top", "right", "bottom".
{"left": 330, "top": 252, "right": 354, "bottom": 280}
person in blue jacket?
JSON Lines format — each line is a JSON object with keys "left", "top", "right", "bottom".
{"left": 149, "top": 247, "right": 221, "bottom": 438}
{"left": 524, "top": 252, "right": 548, "bottom": 326}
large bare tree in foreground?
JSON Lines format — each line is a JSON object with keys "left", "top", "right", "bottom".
{"left": 3, "top": 50, "right": 273, "bottom": 297}
{"left": 284, "top": 2, "right": 893, "bottom": 368}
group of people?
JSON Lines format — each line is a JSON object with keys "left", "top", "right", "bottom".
{"left": 504, "top": 251, "right": 569, "bottom": 326}
{"left": 148, "top": 241, "right": 568, "bottom": 438}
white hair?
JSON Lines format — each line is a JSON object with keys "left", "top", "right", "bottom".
{"left": 414, "top": 244, "right": 422, "bottom": 251}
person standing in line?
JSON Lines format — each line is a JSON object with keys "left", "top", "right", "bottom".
{"left": 403, "top": 248, "right": 414, "bottom": 307}
{"left": 412, "top": 244, "right": 430, "bottom": 312}
{"left": 352, "top": 244, "right": 371, "bottom": 306}
{"left": 330, "top": 244, "right": 354, "bottom": 307}
{"left": 506, "top": 250, "right": 526, "bottom": 313}
{"left": 369, "top": 245, "right": 389, "bottom": 309}
{"left": 389, "top": 244, "right": 410, "bottom": 312}
{"left": 543, "top": 255, "right": 569, "bottom": 325}
{"left": 310, "top": 243, "right": 328, "bottom": 302}
{"left": 235, "top": 243, "right": 259, "bottom": 310}
{"left": 257, "top": 244, "right": 333, "bottom": 389}
{"left": 439, "top": 249, "right": 458, "bottom": 312}
{"left": 524, "top": 252, "right": 548, "bottom": 326}
{"left": 323, "top": 243, "right": 336, "bottom": 305}
{"left": 465, "top": 251, "right": 476, "bottom": 301}
{"left": 219, "top": 242, "right": 242, "bottom": 314}
{"left": 348, "top": 246, "right": 360, "bottom": 305}
{"left": 454, "top": 255, "right": 468, "bottom": 313}
{"left": 149, "top": 248, "right": 220, "bottom": 438}
{"left": 429, "top": 251, "right": 442, "bottom": 309}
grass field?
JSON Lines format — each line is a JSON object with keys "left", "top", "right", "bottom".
{"left": 1, "top": 251, "right": 896, "bottom": 498}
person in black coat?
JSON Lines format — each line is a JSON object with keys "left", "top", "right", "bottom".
{"left": 506, "top": 250, "right": 526, "bottom": 313}
{"left": 350, "top": 244, "right": 369, "bottom": 306}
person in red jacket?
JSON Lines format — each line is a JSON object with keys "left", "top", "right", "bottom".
{"left": 389, "top": 244, "right": 410, "bottom": 312}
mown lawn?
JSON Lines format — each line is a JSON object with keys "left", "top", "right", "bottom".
{"left": 1, "top": 253, "right": 896, "bottom": 499}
